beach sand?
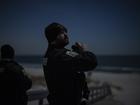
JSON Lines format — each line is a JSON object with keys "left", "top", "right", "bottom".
{"left": 25, "top": 67, "right": 140, "bottom": 105}
{"left": 90, "top": 72, "right": 140, "bottom": 105}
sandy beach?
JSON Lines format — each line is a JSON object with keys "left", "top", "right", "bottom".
{"left": 25, "top": 66, "right": 140, "bottom": 105}
{"left": 90, "top": 72, "right": 140, "bottom": 105}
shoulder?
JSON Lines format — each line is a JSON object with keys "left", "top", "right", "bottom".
{"left": 8, "top": 60, "right": 23, "bottom": 69}
{"left": 5, "top": 60, "right": 24, "bottom": 74}
{"left": 54, "top": 48, "right": 79, "bottom": 58}
{"left": 47, "top": 48, "right": 67, "bottom": 58}
{"left": 65, "top": 50, "right": 79, "bottom": 57}
{"left": 0, "top": 60, "right": 24, "bottom": 75}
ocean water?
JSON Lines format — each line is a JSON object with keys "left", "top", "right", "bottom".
{"left": 97, "top": 55, "right": 140, "bottom": 68}
{"left": 15, "top": 55, "right": 140, "bottom": 72}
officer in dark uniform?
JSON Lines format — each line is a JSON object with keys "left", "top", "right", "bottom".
{"left": 43, "top": 22, "right": 97, "bottom": 105}
{"left": 0, "top": 44, "right": 32, "bottom": 105}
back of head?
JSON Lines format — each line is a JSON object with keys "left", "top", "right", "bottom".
{"left": 44, "top": 22, "right": 68, "bottom": 43}
{"left": 0, "top": 44, "right": 15, "bottom": 59}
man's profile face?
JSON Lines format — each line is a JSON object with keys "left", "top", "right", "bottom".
{"left": 56, "top": 31, "right": 69, "bottom": 47}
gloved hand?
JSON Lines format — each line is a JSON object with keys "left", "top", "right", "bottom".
{"left": 71, "top": 42, "right": 86, "bottom": 53}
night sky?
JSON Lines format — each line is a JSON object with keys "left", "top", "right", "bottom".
{"left": 0, "top": 0, "right": 140, "bottom": 55}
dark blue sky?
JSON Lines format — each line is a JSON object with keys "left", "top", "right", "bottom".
{"left": 0, "top": 0, "right": 140, "bottom": 55}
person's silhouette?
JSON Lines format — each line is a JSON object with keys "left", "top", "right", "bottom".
{"left": 0, "top": 44, "right": 32, "bottom": 105}
{"left": 43, "top": 22, "right": 97, "bottom": 105}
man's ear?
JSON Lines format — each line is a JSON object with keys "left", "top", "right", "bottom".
{"left": 56, "top": 34, "right": 62, "bottom": 39}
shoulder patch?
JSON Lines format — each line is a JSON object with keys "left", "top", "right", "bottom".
{"left": 66, "top": 51, "right": 79, "bottom": 57}
{"left": 43, "top": 58, "right": 48, "bottom": 66}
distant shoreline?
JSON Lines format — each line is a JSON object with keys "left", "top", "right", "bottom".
{"left": 95, "top": 66, "right": 140, "bottom": 73}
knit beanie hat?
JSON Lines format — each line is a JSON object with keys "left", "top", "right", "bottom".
{"left": 44, "top": 22, "right": 67, "bottom": 43}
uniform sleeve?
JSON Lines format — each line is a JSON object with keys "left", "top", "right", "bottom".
{"left": 7, "top": 62, "right": 32, "bottom": 91}
{"left": 56, "top": 50, "right": 97, "bottom": 72}
{"left": 19, "top": 68, "right": 32, "bottom": 91}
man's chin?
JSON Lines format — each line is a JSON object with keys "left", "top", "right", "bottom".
{"left": 63, "top": 41, "right": 69, "bottom": 47}
{"left": 66, "top": 40, "right": 69, "bottom": 45}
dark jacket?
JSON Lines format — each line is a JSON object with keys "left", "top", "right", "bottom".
{"left": 43, "top": 46, "right": 97, "bottom": 105}
{"left": 0, "top": 59, "right": 32, "bottom": 105}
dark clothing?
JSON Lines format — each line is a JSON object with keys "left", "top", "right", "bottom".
{"left": 0, "top": 59, "right": 32, "bottom": 105}
{"left": 43, "top": 46, "right": 97, "bottom": 105}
